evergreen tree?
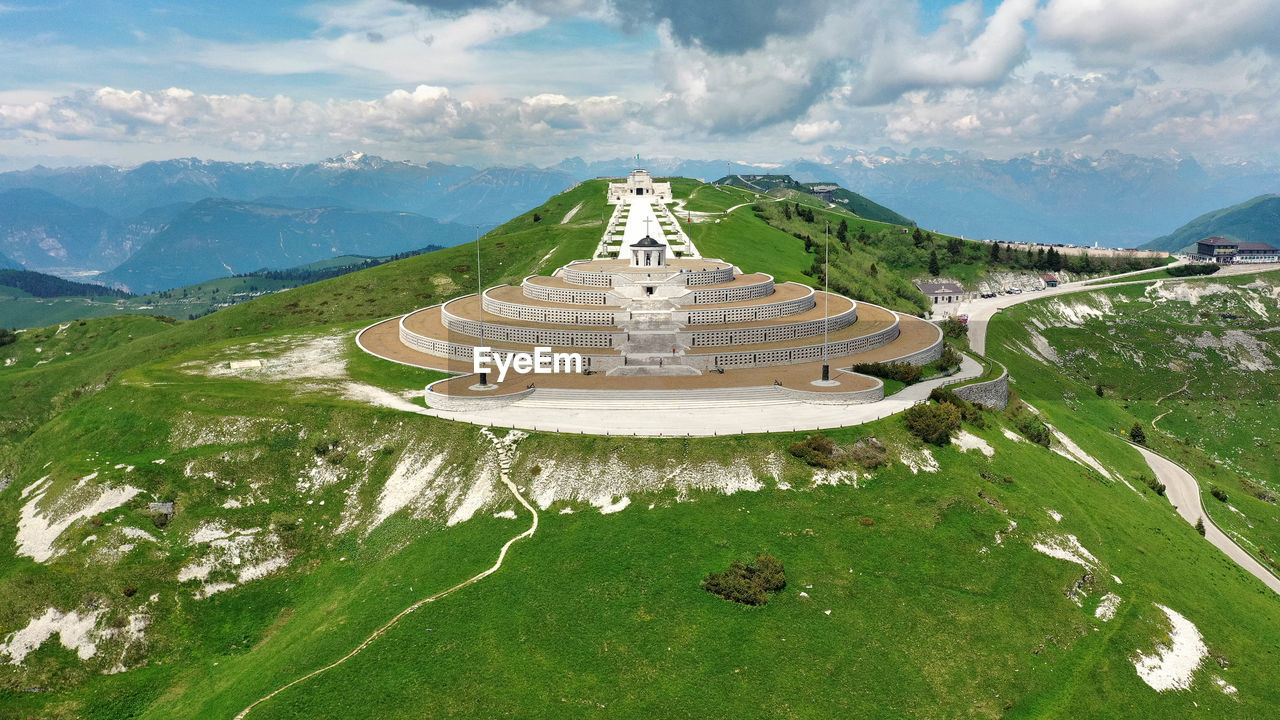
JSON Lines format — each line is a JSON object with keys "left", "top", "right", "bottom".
{"left": 1195, "top": 518, "right": 1206, "bottom": 536}
{"left": 912, "top": 227, "right": 926, "bottom": 247}
{"left": 928, "top": 250, "right": 941, "bottom": 276}
{"left": 868, "top": 262, "right": 878, "bottom": 277}
{"left": 836, "top": 219, "right": 848, "bottom": 243}
{"left": 783, "top": 204, "right": 792, "bottom": 220}
{"left": 1130, "top": 422, "right": 1147, "bottom": 445}
{"left": 989, "top": 241, "right": 1001, "bottom": 264}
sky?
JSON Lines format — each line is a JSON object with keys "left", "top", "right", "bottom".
{"left": 1, "top": 0, "right": 1279, "bottom": 170}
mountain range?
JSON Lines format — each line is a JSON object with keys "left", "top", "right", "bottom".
{"left": 0, "top": 152, "right": 576, "bottom": 225}
{"left": 556, "top": 150, "right": 1280, "bottom": 248}
{"left": 1140, "top": 194, "right": 1280, "bottom": 253}
{"left": 98, "top": 199, "right": 474, "bottom": 293}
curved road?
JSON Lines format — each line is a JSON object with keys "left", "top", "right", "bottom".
{"left": 1134, "top": 445, "right": 1280, "bottom": 594}
{"left": 960, "top": 259, "right": 1280, "bottom": 595}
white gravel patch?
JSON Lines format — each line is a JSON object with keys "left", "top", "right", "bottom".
{"left": 343, "top": 382, "right": 427, "bottom": 414}
{"left": 0, "top": 607, "right": 102, "bottom": 664}
{"left": 1095, "top": 592, "right": 1122, "bottom": 621}
{"left": 1048, "top": 426, "right": 1114, "bottom": 480}
{"left": 1133, "top": 604, "right": 1207, "bottom": 692}
{"left": 525, "top": 455, "right": 769, "bottom": 511}
{"left": 811, "top": 469, "right": 858, "bottom": 487}
{"left": 493, "top": 509, "right": 518, "bottom": 519}
{"left": 237, "top": 556, "right": 290, "bottom": 583}
{"left": 952, "top": 430, "right": 994, "bottom": 457}
{"left": 899, "top": 447, "right": 939, "bottom": 474}
{"left": 1032, "top": 533, "right": 1101, "bottom": 571}
{"left": 595, "top": 495, "right": 631, "bottom": 514}
{"left": 1214, "top": 676, "right": 1238, "bottom": 697}
{"left": 16, "top": 475, "right": 142, "bottom": 563}
{"left": 1046, "top": 509, "right": 1063, "bottom": 523}
{"left": 371, "top": 451, "right": 450, "bottom": 530}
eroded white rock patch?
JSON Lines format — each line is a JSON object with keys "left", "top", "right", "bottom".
{"left": 952, "top": 430, "right": 994, "bottom": 457}
{"left": 1032, "top": 533, "right": 1101, "bottom": 571}
{"left": 1095, "top": 592, "right": 1121, "bottom": 621}
{"left": 17, "top": 475, "right": 142, "bottom": 563}
{"left": 1132, "top": 604, "right": 1207, "bottom": 692}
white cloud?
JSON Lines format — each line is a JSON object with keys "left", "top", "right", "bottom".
{"left": 1038, "top": 0, "right": 1280, "bottom": 64}
{"left": 791, "top": 119, "right": 841, "bottom": 143}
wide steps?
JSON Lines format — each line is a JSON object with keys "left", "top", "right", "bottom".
{"left": 512, "top": 386, "right": 796, "bottom": 410}
{"left": 605, "top": 364, "right": 702, "bottom": 377}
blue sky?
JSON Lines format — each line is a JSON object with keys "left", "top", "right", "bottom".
{"left": 2, "top": 0, "right": 1279, "bottom": 169}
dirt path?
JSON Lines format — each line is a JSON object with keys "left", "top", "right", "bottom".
{"left": 234, "top": 429, "right": 537, "bottom": 719}
{"left": 560, "top": 201, "right": 584, "bottom": 224}
{"left": 1133, "top": 445, "right": 1280, "bottom": 594}
{"left": 1151, "top": 377, "right": 1191, "bottom": 435}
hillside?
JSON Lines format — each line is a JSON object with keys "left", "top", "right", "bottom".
{"left": 1141, "top": 194, "right": 1280, "bottom": 253}
{"left": 0, "top": 270, "right": 132, "bottom": 300}
{"left": 97, "top": 200, "right": 475, "bottom": 293}
{"left": 0, "top": 189, "right": 162, "bottom": 277}
{"left": 0, "top": 247, "right": 445, "bottom": 330}
{"left": 1, "top": 179, "right": 1276, "bottom": 718}
{"left": 987, "top": 271, "right": 1280, "bottom": 578}
{"left": 714, "top": 174, "right": 914, "bottom": 226}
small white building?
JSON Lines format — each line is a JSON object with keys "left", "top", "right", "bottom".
{"left": 608, "top": 169, "right": 672, "bottom": 203}
{"left": 916, "top": 280, "right": 965, "bottom": 306}
{"left": 629, "top": 235, "right": 666, "bottom": 268}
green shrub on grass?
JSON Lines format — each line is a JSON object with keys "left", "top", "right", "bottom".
{"left": 789, "top": 434, "right": 839, "bottom": 468}
{"left": 1014, "top": 414, "right": 1052, "bottom": 447}
{"left": 936, "top": 345, "right": 962, "bottom": 371}
{"left": 1210, "top": 486, "right": 1228, "bottom": 502}
{"left": 903, "top": 402, "right": 962, "bottom": 445}
{"left": 851, "top": 361, "right": 922, "bottom": 383}
{"left": 702, "top": 554, "right": 787, "bottom": 606}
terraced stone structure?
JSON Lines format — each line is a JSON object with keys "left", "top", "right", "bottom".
{"left": 359, "top": 170, "right": 943, "bottom": 409}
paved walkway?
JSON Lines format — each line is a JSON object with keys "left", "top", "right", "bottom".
{"left": 417, "top": 354, "right": 983, "bottom": 437}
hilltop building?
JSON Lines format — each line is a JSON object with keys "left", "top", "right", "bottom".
{"left": 1191, "top": 237, "right": 1279, "bottom": 264}
{"left": 358, "top": 171, "right": 947, "bottom": 412}
{"left": 915, "top": 280, "right": 965, "bottom": 306}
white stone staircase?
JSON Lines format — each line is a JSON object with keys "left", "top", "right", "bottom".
{"left": 610, "top": 297, "right": 699, "bottom": 376}
{"left": 512, "top": 386, "right": 793, "bottom": 410}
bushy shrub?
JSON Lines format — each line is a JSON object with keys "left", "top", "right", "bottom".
{"left": 702, "top": 554, "right": 787, "bottom": 605}
{"left": 851, "top": 361, "right": 922, "bottom": 383}
{"left": 1210, "top": 486, "right": 1228, "bottom": 502}
{"left": 903, "top": 402, "right": 962, "bottom": 445}
{"left": 789, "top": 434, "right": 838, "bottom": 468}
{"left": 848, "top": 437, "right": 888, "bottom": 468}
{"left": 0, "top": 328, "right": 15, "bottom": 347}
{"left": 1167, "top": 264, "right": 1220, "bottom": 277}
{"left": 1140, "top": 474, "right": 1166, "bottom": 496}
{"left": 929, "top": 387, "right": 986, "bottom": 427}
{"left": 1195, "top": 518, "right": 1206, "bottom": 536}
{"left": 1014, "top": 414, "right": 1052, "bottom": 447}
{"left": 936, "top": 345, "right": 962, "bottom": 371}
{"left": 938, "top": 317, "right": 968, "bottom": 340}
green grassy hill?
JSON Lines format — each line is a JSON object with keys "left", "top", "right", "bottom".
{"left": 1141, "top": 194, "right": 1280, "bottom": 253}
{"left": 1, "top": 179, "right": 1276, "bottom": 718}
{"left": 714, "top": 174, "right": 915, "bottom": 226}
{"left": 987, "top": 270, "right": 1280, "bottom": 584}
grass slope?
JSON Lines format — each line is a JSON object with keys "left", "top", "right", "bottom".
{"left": 2, "top": 178, "right": 1277, "bottom": 719}
{"left": 986, "top": 271, "right": 1280, "bottom": 582}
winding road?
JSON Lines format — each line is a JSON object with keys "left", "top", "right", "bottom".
{"left": 960, "top": 260, "right": 1280, "bottom": 595}
{"left": 235, "top": 429, "right": 539, "bottom": 719}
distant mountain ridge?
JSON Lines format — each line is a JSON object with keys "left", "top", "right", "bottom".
{"left": 0, "top": 152, "right": 576, "bottom": 225}
{"left": 98, "top": 199, "right": 476, "bottom": 293}
{"left": 0, "top": 188, "right": 166, "bottom": 276}
{"left": 1140, "top": 194, "right": 1280, "bottom": 253}
{"left": 557, "top": 150, "right": 1280, "bottom": 248}
{"left": 713, "top": 174, "right": 915, "bottom": 226}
